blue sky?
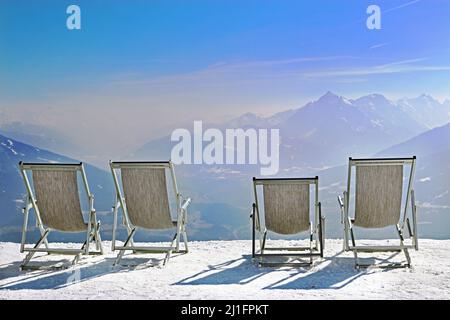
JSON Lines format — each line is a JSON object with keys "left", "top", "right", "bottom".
{"left": 1, "top": 0, "right": 450, "bottom": 156}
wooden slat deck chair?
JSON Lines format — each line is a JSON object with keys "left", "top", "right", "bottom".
{"left": 110, "top": 161, "right": 191, "bottom": 266}
{"left": 251, "top": 177, "right": 325, "bottom": 267}
{"left": 18, "top": 162, "right": 103, "bottom": 270}
{"left": 338, "top": 157, "right": 419, "bottom": 268}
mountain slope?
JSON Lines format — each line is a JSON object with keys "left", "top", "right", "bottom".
{"left": 0, "top": 134, "right": 115, "bottom": 239}
{"left": 376, "top": 122, "right": 450, "bottom": 158}
{"left": 0, "top": 122, "right": 83, "bottom": 157}
{"left": 398, "top": 94, "right": 450, "bottom": 129}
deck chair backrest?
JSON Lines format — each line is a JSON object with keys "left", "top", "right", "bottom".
{"left": 255, "top": 178, "right": 317, "bottom": 235}
{"left": 354, "top": 164, "right": 403, "bottom": 228}
{"left": 120, "top": 165, "right": 174, "bottom": 230}
{"left": 30, "top": 166, "right": 86, "bottom": 232}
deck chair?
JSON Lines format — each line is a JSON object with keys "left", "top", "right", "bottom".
{"left": 251, "top": 177, "right": 325, "bottom": 267}
{"left": 18, "top": 162, "right": 103, "bottom": 270}
{"left": 110, "top": 161, "right": 191, "bottom": 266}
{"left": 338, "top": 157, "right": 418, "bottom": 268}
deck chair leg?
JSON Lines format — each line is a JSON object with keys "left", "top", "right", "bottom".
{"left": 21, "top": 252, "right": 36, "bottom": 270}
{"left": 93, "top": 222, "right": 103, "bottom": 254}
{"left": 182, "top": 231, "right": 188, "bottom": 253}
{"left": 163, "top": 249, "right": 173, "bottom": 266}
{"left": 162, "top": 233, "right": 178, "bottom": 266}
{"left": 72, "top": 254, "right": 81, "bottom": 266}
{"left": 114, "top": 228, "right": 136, "bottom": 266}
{"left": 396, "top": 225, "right": 412, "bottom": 267}
{"left": 349, "top": 222, "right": 360, "bottom": 268}
{"left": 403, "top": 248, "right": 411, "bottom": 267}
{"left": 175, "top": 227, "right": 181, "bottom": 252}
{"left": 170, "top": 233, "right": 178, "bottom": 247}
{"left": 83, "top": 224, "right": 103, "bottom": 255}
{"left": 349, "top": 219, "right": 356, "bottom": 247}
{"left": 318, "top": 206, "right": 325, "bottom": 258}
{"left": 260, "top": 230, "right": 267, "bottom": 255}
{"left": 169, "top": 232, "right": 177, "bottom": 249}
{"left": 353, "top": 250, "right": 360, "bottom": 269}
{"left": 406, "top": 218, "right": 413, "bottom": 238}
{"left": 309, "top": 227, "right": 314, "bottom": 265}
{"left": 21, "top": 229, "right": 50, "bottom": 270}
{"left": 251, "top": 204, "right": 256, "bottom": 258}
{"left": 114, "top": 248, "right": 126, "bottom": 267}
{"left": 96, "top": 226, "right": 103, "bottom": 254}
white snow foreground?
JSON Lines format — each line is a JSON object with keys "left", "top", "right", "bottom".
{"left": 0, "top": 239, "right": 449, "bottom": 300}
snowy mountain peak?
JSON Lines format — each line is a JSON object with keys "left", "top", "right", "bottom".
{"left": 356, "top": 93, "right": 392, "bottom": 105}
{"left": 419, "top": 93, "right": 434, "bottom": 100}
{"left": 314, "top": 91, "right": 355, "bottom": 107}
{"left": 318, "top": 91, "right": 342, "bottom": 102}
{"left": 406, "top": 94, "right": 440, "bottom": 105}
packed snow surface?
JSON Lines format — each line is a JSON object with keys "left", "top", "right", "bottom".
{"left": 0, "top": 239, "right": 449, "bottom": 300}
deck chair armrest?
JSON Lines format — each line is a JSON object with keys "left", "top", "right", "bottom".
{"left": 179, "top": 197, "right": 191, "bottom": 224}
{"left": 88, "top": 207, "right": 99, "bottom": 222}
{"left": 337, "top": 195, "right": 344, "bottom": 208}
{"left": 22, "top": 201, "right": 33, "bottom": 214}
{"left": 88, "top": 195, "right": 95, "bottom": 211}
{"left": 337, "top": 195, "right": 345, "bottom": 224}
{"left": 410, "top": 189, "right": 419, "bottom": 250}
{"left": 181, "top": 197, "right": 191, "bottom": 211}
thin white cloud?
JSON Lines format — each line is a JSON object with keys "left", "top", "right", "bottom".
{"left": 207, "top": 56, "right": 355, "bottom": 69}
{"left": 109, "top": 56, "right": 357, "bottom": 87}
{"left": 369, "top": 42, "right": 389, "bottom": 50}
{"left": 375, "top": 58, "right": 428, "bottom": 69}
{"left": 305, "top": 58, "right": 450, "bottom": 78}
{"left": 385, "top": 0, "right": 421, "bottom": 13}
{"left": 305, "top": 65, "right": 450, "bottom": 78}
{"left": 108, "top": 56, "right": 450, "bottom": 90}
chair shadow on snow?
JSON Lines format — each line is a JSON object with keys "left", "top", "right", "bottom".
{"left": 0, "top": 252, "right": 184, "bottom": 291}
{"left": 263, "top": 257, "right": 362, "bottom": 290}
{"left": 175, "top": 254, "right": 330, "bottom": 287}
{"left": 175, "top": 255, "right": 273, "bottom": 286}
{"left": 173, "top": 256, "right": 328, "bottom": 288}
{"left": 175, "top": 252, "right": 402, "bottom": 289}
{"left": 265, "top": 251, "right": 403, "bottom": 290}
{"left": 0, "top": 251, "right": 403, "bottom": 291}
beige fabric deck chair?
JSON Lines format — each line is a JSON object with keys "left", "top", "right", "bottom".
{"left": 18, "top": 162, "right": 103, "bottom": 270}
{"left": 251, "top": 177, "right": 325, "bottom": 267}
{"left": 338, "top": 157, "right": 418, "bottom": 268}
{"left": 110, "top": 161, "right": 191, "bottom": 266}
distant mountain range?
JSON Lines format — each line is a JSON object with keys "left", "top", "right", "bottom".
{"left": 136, "top": 92, "right": 450, "bottom": 171}
{"left": 1, "top": 92, "right": 449, "bottom": 241}
{"left": 0, "top": 134, "right": 249, "bottom": 241}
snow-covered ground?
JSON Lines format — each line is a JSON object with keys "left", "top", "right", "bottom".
{"left": 0, "top": 239, "right": 449, "bottom": 300}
